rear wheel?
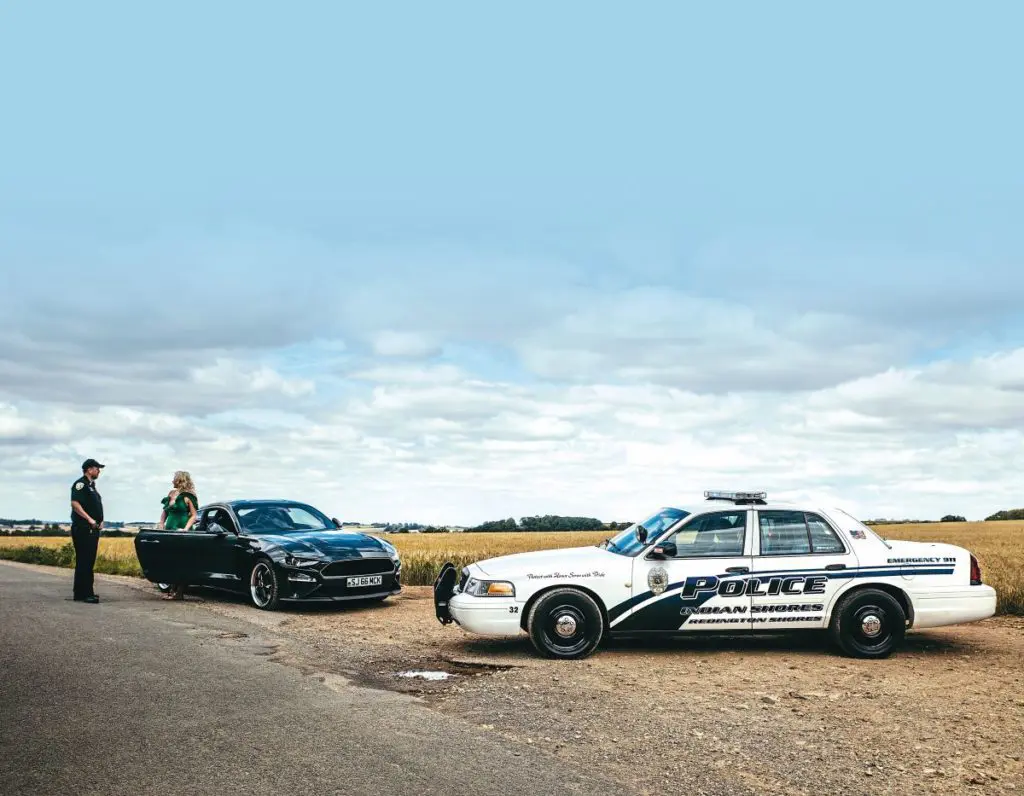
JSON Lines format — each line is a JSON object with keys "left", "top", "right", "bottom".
{"left": 830, "top": 588, "right": 905, "bottom": 658}
{"left": 526, "top": 588, "right": 604, "bottom": 659}
{"left": 249, "top": 559, "right": 281, "bottom": 610}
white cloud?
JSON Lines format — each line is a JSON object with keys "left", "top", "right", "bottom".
{"left": 4, "top": 343, "right": 1024, "bottom": 524}
{"left": 3, "top": 231, "right": 1024, "bottom": 524}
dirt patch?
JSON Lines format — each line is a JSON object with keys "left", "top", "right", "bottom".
{"left": 53, "top": 564, "right": 1022, "bottom": 796}
{"left": 191, "top": 584, "right": 1024, "bottom": 796}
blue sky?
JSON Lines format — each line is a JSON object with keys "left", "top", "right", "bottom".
{"left": 1, "top": 2, "right": 1023, "bottom": 524}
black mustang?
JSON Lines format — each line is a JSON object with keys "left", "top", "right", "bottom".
{"left": 134, "top": 499, "right": 402, "bottom": 609}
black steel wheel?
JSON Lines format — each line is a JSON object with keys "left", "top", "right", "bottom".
{"left": 249, "top": 559, "right": 280, "bottom": 610}
{"left": 830, "top": 588, "right": 906, "bottom": 658}
{"left": 526, "top": 588, "right": 604, "bottom": 659}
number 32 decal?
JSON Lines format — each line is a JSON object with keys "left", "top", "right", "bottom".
{"left": 509, "top": 606, "right": 519, "bottom": 614}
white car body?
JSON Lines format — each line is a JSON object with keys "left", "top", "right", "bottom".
{"left": 433, "top": 493, "right": 997, "bottom": 659}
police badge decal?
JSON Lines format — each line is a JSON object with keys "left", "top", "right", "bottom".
{"left": 648, "top": 566, "right": 669, "bottom": 595}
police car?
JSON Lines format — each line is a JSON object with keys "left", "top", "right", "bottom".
{"left": 433, "top": 491, "right": 997, "bottom": 660}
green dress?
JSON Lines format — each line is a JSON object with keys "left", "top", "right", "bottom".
{"left": 161, "top": 491, "right": 197, "bottom": 530}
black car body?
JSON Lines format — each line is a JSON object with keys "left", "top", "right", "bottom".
{"left": 134, "top": 499, "right": 401, "bottom": 609}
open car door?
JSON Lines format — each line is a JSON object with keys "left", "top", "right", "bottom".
{"left": 134, "top": 529, "right": 188, "bottom": 584}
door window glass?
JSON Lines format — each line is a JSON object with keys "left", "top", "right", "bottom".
{"left": 665, "top": 511, "right": 746, "bottom": 557}
{"left": 758, "top": 510, "right": 846, "bottom": 555}
{"left": 758, "top": 510, "right": 811, "bottom": 555}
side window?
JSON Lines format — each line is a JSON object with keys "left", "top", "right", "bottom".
{"left": 758, "top": 511, "right": 846, "bottom": 555}
{"left": 806, "top": 513, "right": 845, "bottom": 553}
{"left": 665, "top": 511, "right": 746, "bottom": 557}
{"left": 203, "top": 508, "right": 237, "bottom": 534}
{"left": 758, "top": 510, "right": 811, "bottom": 555}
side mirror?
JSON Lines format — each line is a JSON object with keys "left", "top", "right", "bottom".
{"left": 635, "top": 525, "right": 648, "bottom": 544}
{"left": 209, "top": 522, "right": 228, "bottom": 537}
{"left": 650, "top": 541, "right": 677, "bottom": 559}
{"left": 332, "top": 517, "right": 342, "bottom": 528}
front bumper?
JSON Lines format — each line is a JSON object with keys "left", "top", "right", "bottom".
{"left": 448, "top": 592, "right": 523, "bottom": 637}
{"left": 281, "top": 558, "right": 401, "bottom": 601}
{"left": 912, "top": 585, "right": 997, "bottom": 628}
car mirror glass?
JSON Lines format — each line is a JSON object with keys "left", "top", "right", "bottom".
{"left": 651, "top": 541, "right": 676, "bottom": 559}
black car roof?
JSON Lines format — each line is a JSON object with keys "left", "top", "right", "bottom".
{"left": 227, "top": 499, "right": 312, "bottom": 508}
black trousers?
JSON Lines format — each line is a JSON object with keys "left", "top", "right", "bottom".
{"left": 71, "top": 526, "right": 99, "bottom": 598}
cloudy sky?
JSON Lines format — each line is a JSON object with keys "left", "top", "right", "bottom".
{"left": 2, "top": 3, "right": 1023, "bottom": 524}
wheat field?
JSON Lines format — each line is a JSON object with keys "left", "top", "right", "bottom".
{"left": 1, "top": 522, "right": 1020, "bottom": 613}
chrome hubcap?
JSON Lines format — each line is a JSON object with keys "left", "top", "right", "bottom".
{"left": 554, "top": 614, "right": 578, "bottom": 638}
{"left": 251, "top": 565, "right": 273, "bottom": 605}
{"left": 861, "top": 614, "right": 882, "bottom": 637}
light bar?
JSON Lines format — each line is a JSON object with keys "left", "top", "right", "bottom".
{"left": 704, "top": 490, "right": 767, "bottom": 501}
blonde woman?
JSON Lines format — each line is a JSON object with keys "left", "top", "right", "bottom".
{"left": 158, "top": 471, "right": 198, "bottom": 600}
{"left": 160, "top": 471, "right": 198, "bottom": 531}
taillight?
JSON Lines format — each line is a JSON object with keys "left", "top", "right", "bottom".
{"left": 970, "top": 554, "right": 982, "bottom": 586}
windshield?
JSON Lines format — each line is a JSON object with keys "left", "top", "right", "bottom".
{"left": 599, "top": 507, "right": 691, "bottom": 556}
{"left": 235, "top": 503, "right": 334, "bottom": 534}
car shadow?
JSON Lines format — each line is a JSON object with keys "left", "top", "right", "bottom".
{"left": 174, "top": 584, "right": 401, "bottom": 614}
{"left": 449, "top": 628, "right": 976, "bottom": 660}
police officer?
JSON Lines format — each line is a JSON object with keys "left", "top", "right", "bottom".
{"left": 70, "top": 458, "right": 105, "bottom": 603}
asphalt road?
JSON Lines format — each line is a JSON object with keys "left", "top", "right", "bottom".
{"left": 0, "top": 562, "right": 632, "bottom": 796}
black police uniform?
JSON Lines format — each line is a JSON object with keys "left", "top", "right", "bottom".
{"left": 70, "top": 473, "right": 104, "bottom": 600}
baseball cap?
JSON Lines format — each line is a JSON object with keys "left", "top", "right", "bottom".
{"left": 82, "top": 458, "right": 105, "bottom": 470}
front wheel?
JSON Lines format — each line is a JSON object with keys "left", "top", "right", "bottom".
{"left": 526, "top": 588, "right": 604, "bottom": 659}
{"left": 249, "top": 559, "right": 281, "bottom": 610}
{"left": 830, "top": 588, "right": 906, "bottom": 658}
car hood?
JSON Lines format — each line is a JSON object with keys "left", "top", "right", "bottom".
{"left": 253, "top": 531, "right": 392, "bottom": 559}
{"left": 473, "top": 545, "right": 620, "bottom": 578}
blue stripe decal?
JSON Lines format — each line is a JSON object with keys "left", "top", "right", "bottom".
{"left": 607, "top": 566, "right": 955, "bottom": 625}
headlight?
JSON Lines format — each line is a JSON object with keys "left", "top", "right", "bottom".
{"left": 285, "top": 555, "right": 321, "bottom": 568}
{"left": 464, "top": 578, "right": 515, "bottom": 597}
{"left": 375, "top": 538, "right": 400, "bottom": 561}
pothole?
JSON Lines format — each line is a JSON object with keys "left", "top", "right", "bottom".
{"left": 397, "top": 670, "right": 453, "bottom": 681}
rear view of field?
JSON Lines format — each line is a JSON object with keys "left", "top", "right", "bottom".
{"left": 1, "top": 522, "right": 1022, "bottom": 614}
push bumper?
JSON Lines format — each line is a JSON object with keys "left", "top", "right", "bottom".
{"left": 912, "top": 585, "right": 997, "bottom": 629}
{"left": 434, "top": 561, "right": 459, "bottom": 624}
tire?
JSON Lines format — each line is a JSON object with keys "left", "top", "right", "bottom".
{"left": 249, "top": 559, "right": 281, "bottom": 610}
{"left": 157, "top": 583, "right": 173, "bottom": 593}
{"left": 829, "top": 588, "right": 906, "bottom": 658}
{"left": 526, "top": 588, "right": 604, "bottom": 659}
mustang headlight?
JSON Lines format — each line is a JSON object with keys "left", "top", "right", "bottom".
{"left": 285, "top": 555, "right": 322, "bottom": 568}
{"left": 464, "top": 578, "right": 515, "bottom": 597}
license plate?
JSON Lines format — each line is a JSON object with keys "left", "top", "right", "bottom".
{"left": 347, "top": 575, "right": 383, "bottom": 588}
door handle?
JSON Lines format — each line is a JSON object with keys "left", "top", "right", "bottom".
{"left": 825, "top": 563, "right": 846, "bottom": 570}
{"left": 139, "top": 539, "right": 159, "bottom": 544}
{"left": 725, "top": 566, "right": 749, "bottom": 574}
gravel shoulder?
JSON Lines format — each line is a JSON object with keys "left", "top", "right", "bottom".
{"left": 15, "top": 563, "right": 1024, "bottom": 796}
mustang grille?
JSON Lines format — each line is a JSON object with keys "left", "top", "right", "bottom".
{"left": 322, "top": 558, "right": 395, "bottom": 578}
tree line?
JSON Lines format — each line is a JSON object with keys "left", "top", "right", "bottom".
{"left": 467, "top": 515, "right": 631, "bottom": 533}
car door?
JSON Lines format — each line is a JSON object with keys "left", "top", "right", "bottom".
{"left": 749, "top": 508, "right": 856, "bottom": 630}
{"left": 134, "top": 528, "right": 190, "bottom": 584}
{"left": 185, "top": 507, "right": 247, "bottom": 589}
{"left": 615, "top": 509, "right": 753, "bottom": 633}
